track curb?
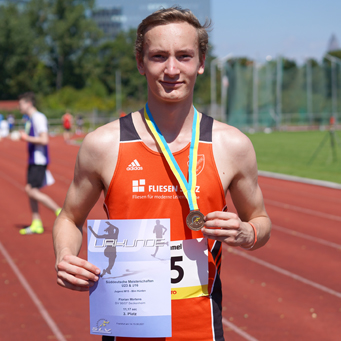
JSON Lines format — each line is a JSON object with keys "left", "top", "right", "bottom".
{"left": 258, "top": 170, "right": 341, "bottom": 190}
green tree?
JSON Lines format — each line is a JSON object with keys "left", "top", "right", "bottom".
{"left": 96, "top": 29, "right": 147, "bottom": 105}
{"left": 43, "top": 0, "right": 102, "bottom": 90}
{"left": 0, "top": 3, "right": 41, "bottom": 99}
{"left": 325, "top": 50, "right": 341, "bottom": 60}
{"left": 193, "top": 49, "right": 215, "bottom": 108}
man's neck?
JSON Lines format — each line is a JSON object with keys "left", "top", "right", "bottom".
{"left": 146, "top": 99, "right": 195, "bottom": 143}
{"left": 27, "top": 106, "right": 37, "bottom": 117}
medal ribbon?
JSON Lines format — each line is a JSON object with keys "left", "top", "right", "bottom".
{"left": 144, "top": 103, "right": 200, "bottom": 211}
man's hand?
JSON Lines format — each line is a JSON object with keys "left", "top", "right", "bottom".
{"left": 201, "top": 211, "right": 255, "bottom": 248}
{"left": 55, "top": 254, "right": 101, "bottom": 291}
{"left": 20, "top": 131, "right": 28, "bottom": 141}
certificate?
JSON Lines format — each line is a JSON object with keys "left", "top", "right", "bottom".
{"left": 87, "top": 219, "right": 171, "bottom": 337}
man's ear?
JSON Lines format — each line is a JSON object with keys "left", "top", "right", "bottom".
{"left": 198, "top": 54, "right": 206, "bottom": 75}
{"left": 136, "top": 55, "right": 145, "bottom": 75}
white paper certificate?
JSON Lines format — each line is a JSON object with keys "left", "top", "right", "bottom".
{"left": 87, "top": 219, "right": 171, "bottom": 338}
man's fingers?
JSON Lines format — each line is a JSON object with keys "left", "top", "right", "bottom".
{"left": 205, "top": 211, "right": 238, "bottom": 221}
{"left": 56, "top": 263, "right": 99, "bottom": 291}
{"left": 201, "top": 228, "right": 236, "bottom": 244}
{"left": 56, "top": 255, "right": 101, "bottom": 291}
{"left": 202, "top": 226, "right": 237, "bottom": 238}
{"left": 204, "top": 213, "right": 240, "bottom": 230}
{"left": 205, "top": 211, "right": 240, "bottom": 229}
{"left": 57, "top": 262, "right": 99, "bottom": 282}
{"left": 59, "top": 255, "right": 100, "bottom": 276}
{"left": 56, "top": 275, "right": 95, "bottom": 292}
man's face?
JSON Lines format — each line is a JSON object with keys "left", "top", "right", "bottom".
{"left": 137, "top": 22, "right": 205, "bottom": 104}
{"left": 19, "top": 99, "right": 32, "bottom": 115}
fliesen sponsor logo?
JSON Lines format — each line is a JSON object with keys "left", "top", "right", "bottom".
{"left": 126, "top": 159, "right": 143, "bottom": 171}
{"left": 132, "top": 179, "right": 200, "bottom": 194}
{"left": 132, "top": 179, "right": 145, "bottom": 192}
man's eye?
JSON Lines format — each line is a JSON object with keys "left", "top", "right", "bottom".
{"left": 179, "top": 55, "right": 191, "bottom": 60}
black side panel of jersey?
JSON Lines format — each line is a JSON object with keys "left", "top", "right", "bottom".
{"left": 120, "top": 113, "right": 141, "bottom": 142}
{"left": 210, "top": 240, "right": 224, "bottom": 341}
{"left": 200, "top": 114, "right": 213, "bottom": 143}
{"left": 120, "top": 112, "right": 213, "bottom": 143}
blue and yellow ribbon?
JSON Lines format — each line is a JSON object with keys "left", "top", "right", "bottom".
{"left": 144, "top": 103, "right": 200, "bottom": 211}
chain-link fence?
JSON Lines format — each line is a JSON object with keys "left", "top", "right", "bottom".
{"left": 217, "top": 55, "right": 341, "bottom": 131}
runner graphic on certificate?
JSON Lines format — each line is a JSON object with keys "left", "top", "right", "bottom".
{"left": 88, "top": 219, "right": 171, "bottom": 338}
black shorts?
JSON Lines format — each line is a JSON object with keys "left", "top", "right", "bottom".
{"left": 27, "top": 165, "right": 47, "bottom": 188}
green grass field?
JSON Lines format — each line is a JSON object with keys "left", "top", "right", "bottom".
{"left": 247, "top": 130, "right": 341, "bottom": 184}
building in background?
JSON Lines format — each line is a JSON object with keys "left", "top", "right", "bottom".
{"left": 1, "top": 0, "right": 211, "bottom": 40}
{"left": 0, "top": 0, "right": 28, "bottom": 8}
{"left": 92, "top": 7, "right": 123, "bottom": 39}
{"left": 0, "top": 0, "right": 28, "bottom": 3}
{"left": 94, "top": 0, "right": 211, "bottom": 38}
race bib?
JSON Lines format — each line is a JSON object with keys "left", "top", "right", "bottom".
{"left": 170, "top": 238, "right": 209, "bottom": 300}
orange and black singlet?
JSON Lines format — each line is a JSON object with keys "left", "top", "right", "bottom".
{"left": 103, "top": 113, "right": 226, "bottom": 341}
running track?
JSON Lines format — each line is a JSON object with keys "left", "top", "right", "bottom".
{"left": 0, "top": 136, "right": 340, "bottom": 340}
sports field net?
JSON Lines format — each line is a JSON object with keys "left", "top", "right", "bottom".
{"left": 220, "top": 55, "right": 341, "bottom": 131}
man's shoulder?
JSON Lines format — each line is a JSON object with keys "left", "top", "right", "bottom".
{"left": 78, "top": 120, "right": 121, "bottom": 177}
{"left": 81, "top": 120, "right": 120, "bottom": 154}
{"left": 31, "top": 111, "right": 48, "bottom": 129}
{"left": 213, "top": 120, "right": 251, "bottom": 146}
{"left": 32, "top": 111, "right": 46, "bottom": 119}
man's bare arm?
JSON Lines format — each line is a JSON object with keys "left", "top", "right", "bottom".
{"left": 202, "top": 123, "right": 271, "bottom": 250}
{"left": 21, "top": 131, "right": 48, "bottom": 145}
{"left": 53, "top": 126, "right": 118, "bottom": 290}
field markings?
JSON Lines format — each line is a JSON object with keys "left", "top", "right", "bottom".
{"left": 0, "top": 241, "right": 67, "bottom": 341}
{"left": 265, "top": 199, "right": 341, "bottom": 222}
{"left": 0, "top": 169, "right": 24, "bottom": 192}
{"left": 0, "top": 159, "right": 71, "bottom": 187}
{"left": 223, "top": 245, "right": 341, "bottom": 299}
{"left": 222, "top": 318, "right": 258, "bottom": 341}
{"left": 272, "top": 224, "right": 341, "bottom": 250}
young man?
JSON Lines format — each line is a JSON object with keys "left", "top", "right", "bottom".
{"left": 62, "top": 111, "right": 73, "bottom": 142}
{"left": 19, "top": 92, "right": 61, "bottom": 234}
{"left": 53, "top": 7, "right": 271, "bottom": 341}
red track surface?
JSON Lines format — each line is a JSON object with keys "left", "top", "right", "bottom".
{"left": 0, "top": 136, "right": 340, "bottom": 340}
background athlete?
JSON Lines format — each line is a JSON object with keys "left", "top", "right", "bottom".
{"left": 19, "top": 92, "right": 61, "bottom": 235}
{"left": 53, "top": 7, "right": 271, "bottom": 340}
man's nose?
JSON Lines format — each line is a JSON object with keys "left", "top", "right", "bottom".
{"left": 164, "top": 57, "right": 180, "bottom": 76}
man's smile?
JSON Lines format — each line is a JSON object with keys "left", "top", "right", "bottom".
{"left": 160, "top": 80, "right": 184, "bottom": 87}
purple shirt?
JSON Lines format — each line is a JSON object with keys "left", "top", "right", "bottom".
{"left": 27, "top": 111, "right": 49, "bottom": 165}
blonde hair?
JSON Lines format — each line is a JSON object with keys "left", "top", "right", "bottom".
{"left": 135, "top": 6, "right": 210, "bottom": 63}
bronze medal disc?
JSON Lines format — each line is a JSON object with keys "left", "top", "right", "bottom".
{"left": 186, "top": 210, "right": 205, "bottom": 231}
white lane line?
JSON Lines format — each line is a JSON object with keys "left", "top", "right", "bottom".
{"left": 0, "top": 169, "right": 24, "bottom": 192}
{"left": 265, "top": 199, "right": 341, "bottom": 222}
{"left": 223, "top": 245, "right": 341, "bottom": 299}
{"left": 222, "top": 318, "right": 259, "bottom": 341}
{"left": 272, "top": 224, "right": 341, "bottom": 250}
{"left": 0, "top": 241, "right": 67, "bottom": 341}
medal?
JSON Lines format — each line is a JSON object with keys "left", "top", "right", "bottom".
{"left": 186, "top": 210, "right": 205, "bottom": 231}
{"left": 144, "top": 103, "right": 204, "bottom": 231}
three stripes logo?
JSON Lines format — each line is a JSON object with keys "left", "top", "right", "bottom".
{"left": 126, "top": 159, "right": 143, "bottom": 171}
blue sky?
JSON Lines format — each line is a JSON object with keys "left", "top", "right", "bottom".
{"left": 211, "top": 0, "right": 341, "bottom": 62}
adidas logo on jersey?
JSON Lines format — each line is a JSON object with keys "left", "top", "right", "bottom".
{"left": 126, "top": 159, "right": 143, "bottom": 171}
